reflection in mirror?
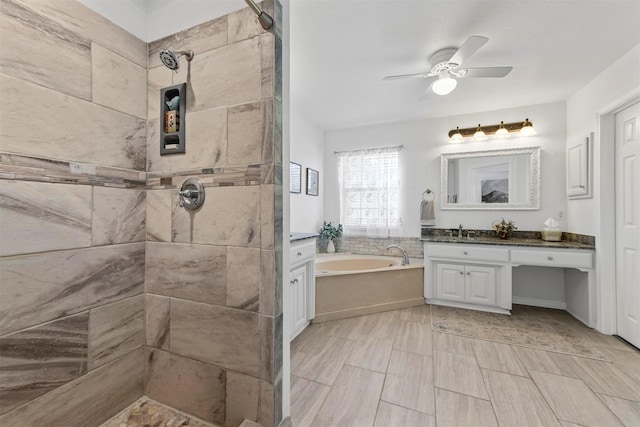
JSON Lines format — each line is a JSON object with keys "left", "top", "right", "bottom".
{"left": 441, "top": 146, "right": 540, "bottom": 210}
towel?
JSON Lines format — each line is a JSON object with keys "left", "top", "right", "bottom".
{"left": 420, "top": 199, "right": 435, "bottom": 227}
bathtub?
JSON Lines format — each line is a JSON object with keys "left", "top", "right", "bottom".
{"left": 313, "top": 254, "right": 425, "bottom": 322}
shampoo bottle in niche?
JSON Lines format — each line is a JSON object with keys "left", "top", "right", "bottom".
{"left": 541, "top": 218, "right": 562, "bottom": 241}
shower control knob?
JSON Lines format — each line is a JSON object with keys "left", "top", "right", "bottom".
{"left": 179, "top": 177, "right": 205, "bottom": 211}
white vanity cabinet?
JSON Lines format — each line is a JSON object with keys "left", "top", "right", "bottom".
{"left": 289, "top": 238, "right": 316, "bottom": 340}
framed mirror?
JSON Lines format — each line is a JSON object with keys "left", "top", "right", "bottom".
{"left": 441, "top": 146, "right": 540, "bottom": 210}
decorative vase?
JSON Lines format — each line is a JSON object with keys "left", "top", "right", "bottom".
{"left": 498, "top": 231, "right": 509, "bottom": 240}
{"left": 327, "top": 239, "right": 336, "bottom": 253}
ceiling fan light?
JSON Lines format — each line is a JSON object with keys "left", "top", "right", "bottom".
{"left": 520, "top": 118, "right": 537, "bottom": 136}
{"left": 432, "top": 71, "right": 457, "bottom": 95}
{"left": 450, "top": 127, "right": 464, "bottom": 143}
{"left": 495, "top": 121, "right": 510, "bottom": 138}
{"left": 473, "top": 124, "right": 487, "bottom": 141}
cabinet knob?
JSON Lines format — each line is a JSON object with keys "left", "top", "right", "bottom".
{"left": 467, "top": 272, "right": 471, "bottom": 275}
{"left": 291, "top": 278, "right": 299, "bottom": 284}
{"left": 463, "top": 251, "right": 468, "bottom": 255}
{"left": 548, "top": 256, "right": 554, "bottom": 261}
{"left": 459, "top": 271, "right": 464, "bottom": 275}
{"left": 297, "top": 252, "right": 302, "bottom": 257}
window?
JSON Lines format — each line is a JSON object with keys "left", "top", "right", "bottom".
{"left": 337, "top": 146, "right": 402, "bottom": 235}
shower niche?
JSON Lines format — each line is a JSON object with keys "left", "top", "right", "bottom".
{"left": 160, "top": 83, "right": 186, "bottom": 155}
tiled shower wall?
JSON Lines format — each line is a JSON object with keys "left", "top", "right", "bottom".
{"left": 143, "top": 3, "right": 282, "bottom": 427}
{"left": 0, "top": 0, "right": 147, "bottom": 425}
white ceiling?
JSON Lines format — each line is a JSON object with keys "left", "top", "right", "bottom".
{"left": 290, "top": 0, "right": 640, "bottom": 130}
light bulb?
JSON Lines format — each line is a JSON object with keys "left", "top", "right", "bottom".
{"left": 473, "top": 124, "right": 487, "bottom": 142}
{"left": 432, "top": 71, "right": 457, "bottom": 95}
{"left": 520, "top": 118, "right": 537, "bottom": 136}
{"left": 450, "top": 127, "right": 464, "bottom": 143}
{"left": 495, "top": 121, "right": 510, "bottom": 138}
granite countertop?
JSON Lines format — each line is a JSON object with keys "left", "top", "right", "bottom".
{"left": 421, "top": 236, "right": 594, "bottom": 250}
{"left": 290, "top": 232, "right": 320, "bottom": 242}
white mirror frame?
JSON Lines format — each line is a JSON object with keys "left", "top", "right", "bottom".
{"left": 440, "top": 146, "right": 541, "bottom": 210}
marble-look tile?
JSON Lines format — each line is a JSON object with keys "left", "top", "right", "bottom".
{"left": 88, "top": 296, "right": 144, "bottom": 370}
{"left": 259, "top": 314, "right": 279, "bottom": 382}
{"left": 483, "top": 369, "right": 561, "bottom": 427}
{"left": 346, "top": 338, "right": 393, "bottom": 373}
{"left": 148, "top": 66, "right": 173, "bottom": 120}
{"left": 227, "top": 247, "right": 261, "bottom": 311}
{"left": 311, "top": 365, "right": 385, "bottom": 427}
{"left": 0, "top": 347, "right": 144, "bottom": 426}
{"left": 0, "top": 180, "right": 91, "bottom": 256}
{"left": 228, "top": 101, "right": 265, "bottom": 166}
{"left": 374, "top": 401, "right": 435, "bottom": 427}
{"left": 434, "top": 350, "right": 489, "bottom": 400}
{"left": 172, "top": 38, "right": 261, "bottom": 113}
{"left": 599, "top": 394, "right": 640, "bottom": 427}
{"left": 170, "top": 299, "right": 261, "bottom": 376}
{"left": 147, "top": 107, "right": 227, "bottom": 173}
{"left": 0, "top": 243, "right": 145, "bottom": 335}
{"left": 261, "top": 185, "right": 275, "bottom": 250}
{"left": 260, "top": 249, "right": 277, "bottom": 316}
{"left": 0, "top": 313, "right": 89, "bottom": 414}
{"left": 228, "top": 6, "right": 265, "bottom": 44}
{"left": 145, "top": 242, "right": 226, "bottom": 305}
{"left": 145, "top": 294, "right": 170, "bottom": 350}
{"left": 258, "top": 377, "right": 281, "bottom": 427}
{"left": 1, "top": 74, "right": 146, "bottom": 170}
{"left": 17, "top": 0, "right": 146, "bottom": 67}
{"left": 172, "top": 185, "right": 261, "bottom": 247}
{"left": 397, "top": 304, "right": 431, "bottom": 323}
{"left": 292, "top": 336, "right": 356, "bottom": 386}
{"left": 512, "top": 346, "right": 564, "bottom": 375}
{"left": 148, "top": 16, "right": 227, "bottom": 69}
{"left": 435, "top": 388, "right": 498, "bottom": 427}
{"left": 530, "top": 370, "right": 623, "bottom": 426}
{"left": 0, "top": 0, "right": 91, "bottom": 100}
{"left": 92, "top": 187, "right": 145, "bottom": 245}
{"left": 596, "top": 347, "right": 640, "bottom": 385}
{"left": 471, "top": 339, "right": 529, "bottom": 376}
{"left": 392, "top": 320, "right": 433, "bottom": 355}
{"left": 92, "top": 43, "right": 146, "bottom": 119}
{"left": 226, "top": 370, "right": 260, "bottom": 427}
{"left": 432, "top": 332, "right": 475, "bottom": 356}
{"left": 381, "top": 350, "right": 435, "bottom": 414}
{"left": 145, "top": 348, "right": 225, "bottom": 424}
{"left": 260, "top": 32, "right": 275, "bottom": 101}
{"left": 146, "top": 190, "right": 172, "bottom": 242}
{"left": 290, "top": 376, "right": 330, "bottom": 427}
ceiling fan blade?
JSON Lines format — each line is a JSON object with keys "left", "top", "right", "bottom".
{"left": 383, "top": 72, "right": 434, "bottom": 81}
{"left": 460, "top": 66, "right": 513, "bottom": 78}
{"left": 449, "top": 36, "right": 489, "bottom": 67}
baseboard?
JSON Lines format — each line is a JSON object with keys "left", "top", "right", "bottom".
{"left": 311, "top": 298, "right": 424, "bottom": 323}
{"left": 512, "top": 296, "right": 566, "bottom": 310}
{"left": 427, "top": 299, "right": 511, "bottom": 315}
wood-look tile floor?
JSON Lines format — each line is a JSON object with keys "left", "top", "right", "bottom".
{"left": 290, "top": 305, "right": 640, "bottom": 427}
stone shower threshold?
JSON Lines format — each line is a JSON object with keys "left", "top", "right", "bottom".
{"left": 100, "top": 397, "right": 216, "bottom": 427}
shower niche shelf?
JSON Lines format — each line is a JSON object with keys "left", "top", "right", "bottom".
{"left": 160, "top": 83, "right": 186, "bottom": 155}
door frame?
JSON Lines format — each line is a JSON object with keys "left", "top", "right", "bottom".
{"left": 596, "top": 89, "right": 640, "bottom": 334}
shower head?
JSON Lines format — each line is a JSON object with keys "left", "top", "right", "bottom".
{"left": 244, "top": 0, "right": 274, "bottom": 30}
{"left": 159, "top": 49, "right": 194, "bottom": 71}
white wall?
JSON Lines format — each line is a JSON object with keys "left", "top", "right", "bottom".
{"left": 323, "top": 101, "right": 567, "bottom": 237}
{"left": 290, "top": 110, "right": 325, "bottom": 233}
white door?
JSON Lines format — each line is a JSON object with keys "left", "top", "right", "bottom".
{"left": 465, "top": 265, "right": 497, "bottom": 306}
{"left": 290, "top": 266, "right": 308, "bottom": 340}
{"left": 616, "top": 101, "right": 640, "bottom": 348}
{"left": 436, "top": 263, "right": 465, "bottom": 301}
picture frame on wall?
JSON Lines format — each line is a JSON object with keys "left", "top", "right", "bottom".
{"left": 290, "top": 162, "right": 301, "bottom": 193}
{"left": 306, "top": 168, "right": 319, "bottom": 196}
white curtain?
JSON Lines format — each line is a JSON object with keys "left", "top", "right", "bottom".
{"left": 337, "top": 146, "right": 402, "bottom": 236}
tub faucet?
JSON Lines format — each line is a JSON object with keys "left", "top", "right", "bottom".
{"left": 386, "top": 245, "right": 409, "bottom": 266}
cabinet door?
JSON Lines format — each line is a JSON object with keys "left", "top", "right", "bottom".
{"left": 290, "top": 265, "right": 308, "bottom": 339}
{"left": 436, "top": 263, "right": 465, "bottom": 302}
{"left": 465, "top": 265, "right": 497, "bottom": 306}
{"left": 567, "top": 136, "right": 590, "bottom": 197}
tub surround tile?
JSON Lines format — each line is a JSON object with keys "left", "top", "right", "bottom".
{"left": 0, "top": 180, "right": 92, "bottom": 256}
{"left": 91, "top": 43, "right": 146, "bottom": 119}
{"left": 599, "top": 394, "right": 640, "bottom": 426}
{"left": 227, "top": 247, "right": 261, "bottom": 311}
{"left": 434, "top": 388, "right": 498, "bottom": 427}
{"left": 92, "top": 187, "right": 146, "bottom": 245}
{"left": 147, "top": 66, "right": 173, "bottom": 120}
{"left": 0, "top": 0, "right": 91, "bottom": 100}
{"left": 0, "top": 348, "right": 144, "bottom": 426}
{"left": 88, "top": 296, "right": 144, "bottom": 370}
{"left": 311, "top": 365, "right": 384, "bottom": 427}
{"left": 0, "top": 313, "right": 89, "bottom": 414}
{"left": 290, "top": 376, "right": 330, "bottom": 427}
{"left": 170, "top": 299, "right": 261, "bottom": 377}
{"left": 470, "top": 339, "right": 529, "bottom": 377}
{"left": 434, "top": 350, "right": 489, "bottom": 400}
{"left": 381, "top": 350, "right": 435, "bottom": 414}
{"left": 172, "top": 185, "right": 261, "bottom": 248}
{"left": 1, "top": 74, "right": 146, "bottom": 171}
{"left": 145, "top": 295, "right": 170, "bottom": 350}
{"left": 145, "top": 348, "right": 225, "bottom": 424}
{"left": 146, "top": 190, "right": 172, "bottom": 242}
{"left": 0, "top": 243, "right": 145, "bottom": 335}
{"left": 145, "top": 242, "right": 227, "bottom": 305}
{"left": 228, "top": 102, "right": 266, "bottom": 166}
{"left": 226, "top": 371, "right": 261, "bottom": 427}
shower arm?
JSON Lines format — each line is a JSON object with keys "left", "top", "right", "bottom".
{"left": 243, "top": 0, "right": 274, "bottom": 30}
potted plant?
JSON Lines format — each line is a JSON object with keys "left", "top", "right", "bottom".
{"left": 319, "top": 221, "right": 343, "bottom": 253}
{"left": 492, "top": 218, "right": 517, "bottom": 239}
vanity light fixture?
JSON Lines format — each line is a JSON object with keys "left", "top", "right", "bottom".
{"left": 448, "top": 118, "right": 537, "bottom": 142}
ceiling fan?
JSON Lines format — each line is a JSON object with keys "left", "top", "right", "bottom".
{"left": 383, "top": 36, "right": 513, "bottom": 96}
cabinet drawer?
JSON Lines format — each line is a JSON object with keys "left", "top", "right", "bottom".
{"left": 511, "top": 249, "right": 592, "bottom": 269}
{"left": 290, "top": 239, "right": 316, "bottom": 266}
{"left": 427, "top": 244, "right": 509, "bottom": 263}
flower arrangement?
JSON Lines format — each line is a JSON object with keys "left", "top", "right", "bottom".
{"left": 492, "top": 218, "right": 517, "bottom": 239}
{"left": 319, "top": 221, "right": 343, "bottom": 240}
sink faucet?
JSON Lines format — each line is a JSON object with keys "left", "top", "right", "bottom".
{"left": 386, "top": 245, "right": 410, "bottom": 265}
{"left": 458, "top": 224, "right": 464, "bottom": 239}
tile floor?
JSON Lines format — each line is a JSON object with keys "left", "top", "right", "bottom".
{"left": 290, "top": 305, "right": 640, "bottom": 427}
